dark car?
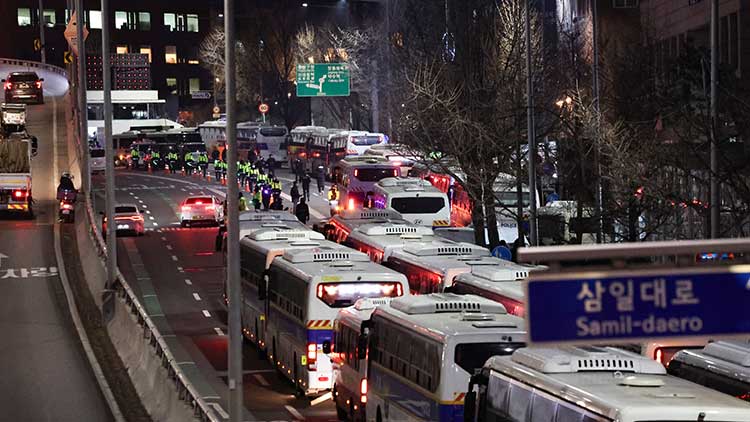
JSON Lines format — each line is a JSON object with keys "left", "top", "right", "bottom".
{"left": 3, "top": 72, "right": 44, "bottom": 104}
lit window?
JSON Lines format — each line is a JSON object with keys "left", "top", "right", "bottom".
{"left": 166, "top": 78, "right": 178, "bottom": 94}
{"left": 187, "top": 59, "right": 200, "bottom": 65}
{"left": 89, "top": 11, "right": 102, "bottom": 29}
{"left": 138, "top": 12, "right": 150, "bottom": 30}
{"left": 189, "top": 78, "right": 200, "bottom": 93}
{"left": 115, "top": 11, "right": 127, "bottom": 29}
{"left": 116, "top": 45, "right": 129, "bottom": 54}
{"left": 163, "top": 13, "right": 176, "bottom": 31}
{"left": 187, "top": 14, "right": 199, "bottom": 32}
{"left": 43, "top": 10, "right": 56, "bottom": 27}
{"left": 140, "top": 46, "right": 152, "bottom": 63}
{"left": 165, "top": 45, "right": 177, "bottom": 64}
{"left": 17, "top": 8, "right": 31, "bottom": 27}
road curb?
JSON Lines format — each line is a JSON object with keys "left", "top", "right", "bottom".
{"left": 53, "top": 221, "right": 126, "bottom": 422}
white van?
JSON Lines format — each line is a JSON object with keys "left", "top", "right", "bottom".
{"left": 371, "top": 177, "right": 450, "bottom": 227}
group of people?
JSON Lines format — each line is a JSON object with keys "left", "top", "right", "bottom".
{"left": 128, "top": 146, "right": 211, "bottom": 176}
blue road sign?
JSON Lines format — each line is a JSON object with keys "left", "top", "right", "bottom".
{"left": 492, "top": 246, "right": 512, "bottom": 261}
{"left": 525, "top": 266, "right": 750, "bottom": 345}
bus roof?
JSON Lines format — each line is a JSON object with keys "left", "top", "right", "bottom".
{"left": 240, "top": 228, "right": 326, "bottom": 269}
{"left": 339, "top": 156, "right": 391, "bottom": 168}
{"left": 452, "top": 263, "right": 535, "bottom": 303}
{"left": 347, "top": 222, "right": 436, "bottom": 257}
{"left": 672, "top": 340, "right": 750, "bottom": 384}
{"left": 372, "top": 293, "right": 525, "bottom": 342}
{"left": 487, "top": 346, "right": 750, "bottom": 421}
{"left": 239, "top": 210, "right": 300, "bottom": 222}
{"left": 374, "top": 177, "right": 444, "bottom": 196}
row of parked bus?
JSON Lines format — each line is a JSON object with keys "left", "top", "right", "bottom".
{"left": 223, "top": 209, "right": 750, "bottom": 422}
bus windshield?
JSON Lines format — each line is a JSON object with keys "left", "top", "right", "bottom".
{"left": 90, "top": 149, "right": 105, "bottom": 158}
{"left": 351, "top": 136, "right": 382, "bottom": 146}
{"left": 390, "top": 197, "right": 445, "bottom": 214}
{"left": 454, "top": 342, "right": 524, "bottom": 373}
{"left": 495, "top": 191, "right": 529, "bottom": 208}
{"left": 316, "top": 282, "right": 403, "bottom": 308}
{"left": 354, "top": 167, "right": 398, "bottom": 182}
{"left": 260, "top": 127, "right": 287, "bottom": 137}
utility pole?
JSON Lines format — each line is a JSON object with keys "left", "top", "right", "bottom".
{"left": 525, "top": 0, "right": 538, "bottom": 246}
{"left": 75, "top": 0, "right": 90, "bottom": 197}
{"left": 592, "top": 0, "right": 603, "bottom": 243}
{"left": 224, "top": 0, "right": 242, "bottom": 420}
{"left": 38, "top": 0, "right": 46, "bottom": 63}
{"left": 101, "top": 0, "right": 116, "bottom": 289}
{"left": 709, "top": 0, "right": 719, "bottom": 238}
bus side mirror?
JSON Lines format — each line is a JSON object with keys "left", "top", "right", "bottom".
{"left": 357, "top": 335, "right": 367, "bottom": 359}
{"left": 258, "top": 273, "right": 268, "bottom": 300}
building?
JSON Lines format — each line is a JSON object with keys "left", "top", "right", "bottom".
{"left": 0, "top": 0, "right": 218, "bottom": 120}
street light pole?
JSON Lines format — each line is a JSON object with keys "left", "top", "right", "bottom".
{"left": 38, "top": 0, "right": 46, "bottom": 63}
{"left": 224, "top": 0, "right": 243, "bottom": 420}
{"left": 75, "top": 0, "right": 90, "bottom": 197}
{"left": 101, "top": 0, "right": 116, "bottom": 290}
{"left": 592, "top": 0, "right": 603, "bottom": 243}
{"left": 709, "top": 0, "right": 719, "bottom": 238}
{"left": 525, "top": 0, "right": 538, "bottom": 247}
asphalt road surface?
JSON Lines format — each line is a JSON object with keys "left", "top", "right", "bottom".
{"left": 92, "top": 168, "right": 338, "bottom": 421}
{"left": 0, "top": 85, "right": 112, "bottom": 420}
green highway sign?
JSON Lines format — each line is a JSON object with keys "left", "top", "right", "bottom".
{"left": 296, "top": 63, "right": 350, "bottom": 97}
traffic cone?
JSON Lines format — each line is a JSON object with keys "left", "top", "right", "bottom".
{"left": 245, "top": 183, "right": 250, "bottom": 192}
{"left": 221, "top": 177, "right": 226, "bottom": 186}
{"left": 148, "top": 164, "right": 152, "bottom": 173}
{"left": 206, "top": 173, "right": 211, "bottom": 182}
{"left": 181, "top": 167, "right": 185, "bottom": 176}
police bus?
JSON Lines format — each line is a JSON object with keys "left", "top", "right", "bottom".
{"left": 321, "top": 208, "right": 403, "bottom": 244}
{"left": 366, "top": 293, "right": 526, "bottom": 422}
{"left": 382, "top": 240, "right": 495, "bottom": 294}
{"left": 332, "top": 297, "right": 394, "bottom": 422}
{"left": 335, "top": 156, "right": 400, "bottom": 212}
{"left": 465, "top": 346, "right": 750, "bottom": 422}
{"left": 329, "top": 130, "right": 388, "bottom": 158}
{"left": 288, "top": 125, "right": 327, "bottom": 168}
{"left": 345, "top": 221, "right": 436, "bottom": 263}
{"left": 447, "top": 264, "right": 532, "bottom": 317}
{"left": 217, "top": 209, "right": 306, "bottom": 252}
{"left": 242, "top": 239, "right": 408, "bottom": 396}
{"left": 256, "top": 126, "right": 289, "bottom": 164}
{"left": 371, "top": 177, "right": 451, "bottom": 227}
{"left": 667, "top": 340, "right": 750, "bottom": 402}
{"left": 363, "top": 144, "right": 416, "bottom": 177}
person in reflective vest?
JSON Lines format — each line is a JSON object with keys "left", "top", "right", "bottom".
{"left": 198, "top": 151, "right": 209, "bottom": 177}
{"left": 183, "top": 151, "right": 195, "bottom": 175}
{"left": 130, "top": 147, "right": 140, "bottom": 169}
{"left": 214, "top": 158, "right": 223, "bottom": 180}
{"left": 271, "top": 177, "right": 282, "bottom": 194}
{"left": 238, "top": 192, "right": 248, "bottom": 211}
{"left": 150, "top": 149, "right": 161, "bottom": 171}
{"left": 167, "top": 150, "right": 179, "bottom": 173}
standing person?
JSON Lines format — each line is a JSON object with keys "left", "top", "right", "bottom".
{"left": 266, "top": 155, "right": 277, "bottom": 178}
{"left": 252, "top": 187, "right": 262, "bottom": 210}
{"left": 316, "top": 165, "right": 325, "bottom": 194}
{"left": 293, "top": 158, "right": 303, "bottom": 182}
{"left": 261, "top": 184, "right": 272, "bottom": 210}
{"left": 301, "top": 173, "right": 311, "bottom": 201}
{"left": 247, "top": 149, "right": 257, "bottom": 165}
{"left": 238, "top": 192, "right": 248, "bottom": 211}
{"left": 198, "top": 151, "right": 209, "bottom": 177}
{"left": 295, "top": 197, "right": 310, "bottom": 224}
{"left": 290, "top": 182, "right": 301, "bottom": 210}
{"left": 183, "top": 150, "right": 195, "bottom": 176}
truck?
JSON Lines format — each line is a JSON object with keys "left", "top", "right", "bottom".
{"left": 0, "top": 104, "right": 34, "bottom": 217}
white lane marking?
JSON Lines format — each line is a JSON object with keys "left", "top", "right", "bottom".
{"left": 208, "top": 402, "right": 229, "bottom": 419}
{"left": 166, "top": 245, "right": 173, "bottom": 250}
{"left": 285, "top": 405, "right": 304, "bottom": 421}
{"left": 193, "top": 293, "right": 202, "bottom": 301}
{"left": 177, "top": 266, "right": 183, "bottom": 272}
{"left": 214, "top": 327, "right": 225, "bottom": 336}
{"left": 149, "top": 216, "right": 155, "bottom": 220}
{"left": 171, "top": 255, "right": 178, "bottom": 261}
{"left": 145, "top": 210, "right": 151, "bottom": 214}
{"left": 184, "top": 279, "right": 192, "bottom": 285}
{"left": 152, "top": 222, "right": 159, "bottom": 227}
{"left": 254, "top": 373, "right": 271, "bottom": 387}
{"left": 310, "top": 392, "right": 332, "bottom": 407}
{"left": 133, "top": 196, "right": 139, "bottom": 199}
{"left": 141, "top": 204, "right": 148, "bottom": 209}
{"left": 129, "top": 192, "right": 134, "bottom": 195}
{"left": 138, "top": 200, "right": 144, "bottom": 204}
{"left": 161, "top": 236, "right": 167, "bottom": 241}
{"left": 202, "top": 310, "right": 212, "bottom": 317}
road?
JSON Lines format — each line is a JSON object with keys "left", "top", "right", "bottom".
{"left": 92, "top": 168, "right": 337, "bottom": 421}
{"left": 0, "top": 82, "right": 113, "bottom": 419}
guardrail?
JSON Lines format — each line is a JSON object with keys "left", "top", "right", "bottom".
{"left": 0, "top": 58, "right": 68, "bottom": 78}
{"left": 83, "top": 199, "right": 219, "bottom": 422}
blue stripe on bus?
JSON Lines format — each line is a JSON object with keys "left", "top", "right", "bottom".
{"left": 369, "top": 365, "right": 464, "bottom": 422}
{"left": 308, "top": 329, "right": 333, "bottom": 344}
{"left": 268, "top": 305, "right": 333, "bottom": 346}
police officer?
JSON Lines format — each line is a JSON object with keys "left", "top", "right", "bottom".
{"left": 198, "top": 151, "right": 209, "bottom": 177}
{"left": 183, "top": 150, "right": 195, "bottom": 175}
{"left": 150, "top": 148, "right": 161, "bottom": 171}
{"left": 167, "top": 148, "right": 179, "bottom": 174}
{"left": 130, "top": 146, "right": 141, "bottom": 169}
{"left": 271, "top": 177, "right": 282, "bottom": 195}
{"left": 214, "top": 157, "right": 223, "bottom": 180}
{"left": 238, "top": 192, "right": 248, "bottom": 211}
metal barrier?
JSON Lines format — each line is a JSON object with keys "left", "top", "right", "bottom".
{"left": 0, "top": 58, "right": 68, "bottom": 78}
{"left": 83, "top": 199, "right": 219, "bottom": 422}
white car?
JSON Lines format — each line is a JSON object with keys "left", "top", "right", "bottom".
{"left": 103, "top": 204, "right": 145, "bottom": 236}
{"left": 180, "top": 195, "right": 224, "bottom": 227}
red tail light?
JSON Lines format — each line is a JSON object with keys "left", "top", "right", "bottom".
{"left": 13, "top": 190, "right": 27, "bottom": 199}
{"left": 307, "top": 342, "right": 317, "bottom": 363}
{"left": 35, "top": 80, "right": 42, "bottom": 89}
{"left": 60, "top": 202, "right": 73, "bottom": 210}
{"left": 354, "top": 169, "right": 358, "bottom": 177}
{"left": 654, "top": 348, "right": 664, "bottom": 364}
{"left": 360, "top": 378, "right": 368, "bottom": 403}
{"left": 116, "top": 215, "right": 143, "bottom": 222}
{"left": 4, "top": 82, "right": 11, "bottom": 90}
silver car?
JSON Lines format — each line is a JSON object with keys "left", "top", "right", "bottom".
{"left": 179, "top": 195, "right": 223, "bottom": 227}
{"left": 103, "top": 204, "right": 145, "bottom": 236}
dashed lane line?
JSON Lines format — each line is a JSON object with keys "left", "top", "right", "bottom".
{"left": 213, "top": 327, "right": 224, "bottom": 336}
{"left": 184, "top": 279, "right": 192, "bottom": 285}
{"left": 193, "top": 293, "right": 202, "bottom": 301}
{"left": 202, "top": 310, "right": 212, "bottom": 318}
{"left": 171, "top": 255, "right": 178, "bottom": 261}
{"left": 284, "top": 405, "right": 304, "bottom": 421}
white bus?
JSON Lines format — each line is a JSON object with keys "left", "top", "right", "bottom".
{"left": 366, "top": 293, "right": 526, "bottom": 422}
{"left": 321, "top": 208, "right": 404, "bottom": 244}
{"left": 667, "top": 340, "right": 750, "bottom": 402}
{"left": 465, "top": 346, "right": 750, "bottom": 422}
{"left": 382, "top": 240, "right": 496, "bottom": 294}
{"left": 336, "top": 156, "right": 400, "bottom": 212}
{"left": 448, "top": 264, "right": 533, "bottom": 317}
{"left": 256, "top": 126, "right": 289, "bottom": 164}
{"left": 363, "top": 144, "right": 417, "bottom": 177}
{"left": 345, "top": 221, "right": 436, "bottom": 263}
{"left": 371, "top": 177, "right": 451, "bottom": 227}
{"left": 333, "top": 297, "right": 394, "bottom": 422}
{"left": 249, "top": 242, "right": 408, "bottom": 396}
{"left": 329, "top": 130, "right": 388, "bottom": 157}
